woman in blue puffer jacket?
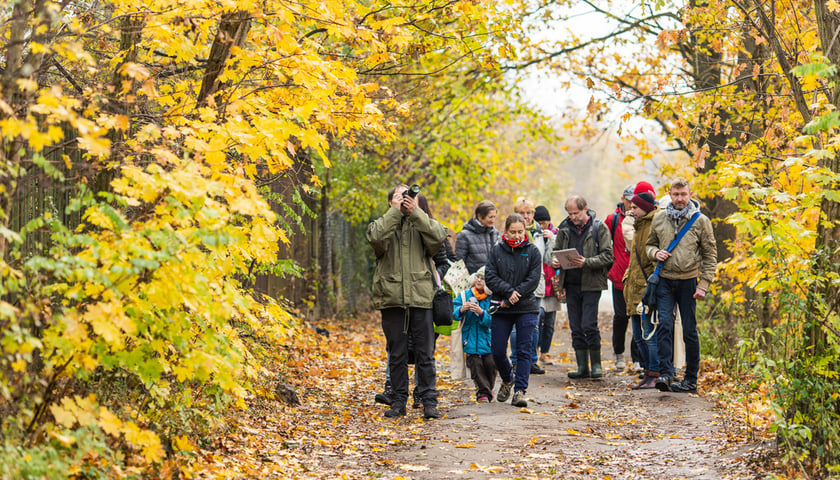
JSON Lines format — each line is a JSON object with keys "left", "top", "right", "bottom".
{"left": 453, "top": 266, "right": 496, "bottom": 403}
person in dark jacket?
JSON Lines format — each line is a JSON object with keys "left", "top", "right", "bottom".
{"left": 547, "top": 195, "right": 614, "bottom": 379}
{"left": 624, "top": 188, "right": 660, "bottom": 389}
{"left": 366, "top": 185, "right": 448, "bottom": 419}
{"left": 456, "top": 201, "right": 500, "bottom": 274}
{"left": 485, "top": 213, "right": 542, "bottom": 408}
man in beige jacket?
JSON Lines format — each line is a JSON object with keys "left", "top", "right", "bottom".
{"left": 645, "top": 178, "right": 717, "bottom": 393}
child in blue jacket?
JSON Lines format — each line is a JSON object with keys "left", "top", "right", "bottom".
{"left": 453, "top": 267, "right": 496, "bottom": 402}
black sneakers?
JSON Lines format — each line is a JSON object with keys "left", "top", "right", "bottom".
{"left": 497, "top": 380, "right": 514, "bottom": 402}
{"left": 384, "top": 404, "right": 406, "bottom": 417}
{"left": 669, "top": 379, "right": 697, "bottom": 393}
{"left": 530, "top": 363, "right": 546, "bottom": 375}
{"left": 655, "top": 374, "right": 674, "bottom": 392}
{"left": 375, "top": 391, "right": 393, "bottom": 406}
{"left": 423, "top": 405, "right": 441, "bottom": 419}
{"left": 655, "top": 375, "right": 698, "bottom": 393}
{"left": 375, "top": 381, "right": 394, "bottom": 405}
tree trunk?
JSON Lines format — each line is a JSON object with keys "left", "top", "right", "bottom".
{"left": 318, "top": 167, "right": 334, "bottom": 319}
{"left": 197, "top": 11, "right": 251, "bottom": 110}
{"left": 813, "top": 0, "right": 840, "bottom": 346}
{"left": 688, "top": 0, "right": 737, "bottom": 263}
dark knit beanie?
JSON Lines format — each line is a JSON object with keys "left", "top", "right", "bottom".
{"left": 631, "top": 192, "right": 656, "bottom": 213}
{"left": 534, "top": 205, "right": 551, "bottom": 222}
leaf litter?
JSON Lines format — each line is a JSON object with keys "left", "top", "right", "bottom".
{"left": 182, "top": 312, "right": 783, "bottom": 479}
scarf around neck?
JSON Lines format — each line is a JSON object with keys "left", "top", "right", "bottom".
{"left": 471, "top": 287, "right": 488, "bottom": 301}
{"left": 666, "top": 199, "right": 698, "bottom": 221}
{"left": 502, "top": 232, "right": 526, "bottom": 248}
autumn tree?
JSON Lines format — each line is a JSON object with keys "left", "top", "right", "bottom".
{"left": 0, "top": 0, "right": 551, "bottom": 475}
{"left": 503, "top": 0, "right": 839, "bottom": 474}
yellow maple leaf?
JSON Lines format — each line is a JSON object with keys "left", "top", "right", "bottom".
{"left": 50, "top": 402, "right": 77, "bottom": 428}
{"left": 85, "top": 303, "right": 122, "bottom": 345}
{"left": 567, "top": 428, "right": 580, "bottom": 435}
{"left": 98, "top": 407, "right": 123, "bottom": 437}
{"left": 801, "top": 74, "right": 820, "bottom": 91}
{"left": 173, "top": 435, "right": 197, "bottom": 453}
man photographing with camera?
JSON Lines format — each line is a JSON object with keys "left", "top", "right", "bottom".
{"left": 366, "top": 184, "right": 448, "bottom": 418}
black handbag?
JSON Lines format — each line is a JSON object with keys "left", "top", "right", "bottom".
{"left": 426, "top": 256, "right": 453, "bottom": 327}
{"left": 641, "top": 272, "right": 660, "bottom": 310}
{"left": 432, "top": 286, "right": 454, "bottom": 327}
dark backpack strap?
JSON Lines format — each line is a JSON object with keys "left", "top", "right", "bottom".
{"left": 608, "top": 213, "right": 620, "bottom": 240}
{"left": 591, "top": 219, "right": 601, "bottom": 253}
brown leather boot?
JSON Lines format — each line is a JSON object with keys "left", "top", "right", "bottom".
{"left": 632, "top": 370, "right": 660, "bottom": 390}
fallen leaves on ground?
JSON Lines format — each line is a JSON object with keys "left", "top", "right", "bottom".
{"left": 182, "top": 313, "right": 451, "bottom": 478}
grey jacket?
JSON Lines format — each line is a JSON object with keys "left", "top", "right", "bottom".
{"left": 455, "top": 218, "right": 500, "bottom": 274}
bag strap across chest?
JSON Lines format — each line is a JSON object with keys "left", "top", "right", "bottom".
{"left": 652, "top": 212, "right": 701, "bottom": 276}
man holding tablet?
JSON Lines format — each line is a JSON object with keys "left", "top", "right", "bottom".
{"left": 546, "top": 195, "right": 614, "bottom": 379}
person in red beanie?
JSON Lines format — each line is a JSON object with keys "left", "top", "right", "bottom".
{"left": 605, "top": 185, "right": 643, "bottom": 370}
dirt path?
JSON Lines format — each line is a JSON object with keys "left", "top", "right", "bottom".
{"left": 369, "top": 311, "right": 760, "bottom": 479}
{"left": 195, "top": 309, "right": 766, "bottom": 479}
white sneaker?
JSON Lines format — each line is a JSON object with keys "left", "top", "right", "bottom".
{"left": 631, "top": 362, "right": 643, "bottom": 373}
{"left": 614, "top": 353, "right": 625, "bottom": 368}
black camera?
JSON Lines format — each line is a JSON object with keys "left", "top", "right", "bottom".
{"left": 405, "top": 184, "right": 420, "bottom": 198}
{"left": 486, "top": 299, "right": 502, "bottom": 316}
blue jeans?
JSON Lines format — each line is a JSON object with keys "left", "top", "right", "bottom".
{"left": 509, "top": 321, "right": 539, "bottom": 365}
{"left": 630, "top": 314, "right": 659, "bottom": 372}
{"left": 654, "top": 277, "right": 700, "bottom": 383}
{"left": 491, "top": 312, "right": 539, "bottom": 393}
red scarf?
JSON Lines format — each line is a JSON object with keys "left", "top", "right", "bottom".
{"left": 502, "top": 233, "right": 526, "bottom": 248}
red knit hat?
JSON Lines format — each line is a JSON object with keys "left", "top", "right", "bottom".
{"left": 634, "top": 181, "right": 655, "bottom": 196}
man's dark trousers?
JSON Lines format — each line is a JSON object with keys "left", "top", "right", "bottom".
{"left": 654, "top": 277, "right": 700, "bottom": 383}
{"left": 612, "top": 287, "right": 642, "bottom": 363}
{"left": 381, "top": 307, "right": 438, "bottom": 406}
{"left": 565, "top": 283, "right": 602, "bottom": 350}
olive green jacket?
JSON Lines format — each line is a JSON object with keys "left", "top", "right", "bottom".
{"left": 645, "top": 203, "right": 717, "bottom": 292}
{"left": 623, "top": 208, "right": 657, "bottom": 316}
{"left": 366, "top": 206, "right": 448, "bottom": 310}
{"left": 543, "top": 212, "right": 614, "bottom": 292}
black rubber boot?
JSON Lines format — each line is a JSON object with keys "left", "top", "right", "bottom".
{"left": 589, "top": 348, "right": 603, "bottom": 378}
{"left": 568, "top": 350, "right": 590, "bottom": 379}
{"left": 375, "top": 380, "right": 393, "bottom": 406}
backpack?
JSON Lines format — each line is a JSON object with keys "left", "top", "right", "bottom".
{"left": 591, "top": 218, "right": 614, "bottom": 270}
{"left": 607, "top": 212, "right": 620, "bottom": 240}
